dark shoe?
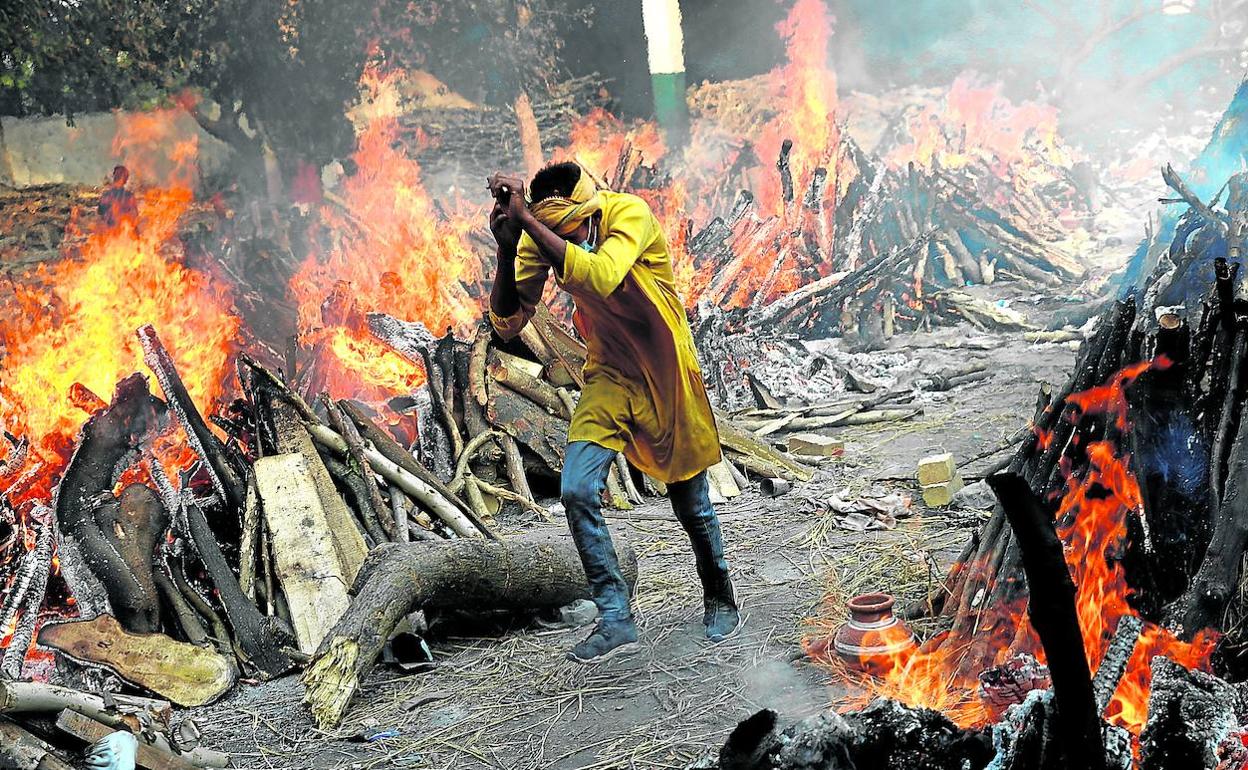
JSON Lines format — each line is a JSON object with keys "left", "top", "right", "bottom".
{"left": 704, "top": 580, "right": 742, "bottom": 642}
{"left": 566, "top": 620, "right": 639, "bottom": 663}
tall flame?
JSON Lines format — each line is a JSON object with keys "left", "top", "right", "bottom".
{"left": 0, "top": 107, "right": 240, "bottom": 504}
{"left": 292, "top": 67, "right": 489, "bottom": 397}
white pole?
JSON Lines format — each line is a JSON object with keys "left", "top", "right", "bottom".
{"left": 642, "top": 0, "right": 688, "bottom": 141}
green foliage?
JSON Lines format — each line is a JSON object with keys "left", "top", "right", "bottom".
{"left": 0, "top": 0, "right": 569, "bottom": 170}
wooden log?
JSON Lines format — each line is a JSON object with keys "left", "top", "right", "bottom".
{"left": 0, "top": 680, "right": 170, "bottom": 738}
{"left": 500, "top": 434, "right": 535, "bottom": 502}
{"left": 323, "top": 398, "right": 395, "bottom": 540}
{"left": 55, "top": 374, "right": 163, "bottom": 630}
{"left": 448, "top": 430, "right": 502, "bottom": 493}
{"left": 38, "top": 615, "right": 235, "bottom": 707}
{"left": 527, "top": 304, "right": 587, "bottom": 388}
{"left": 513, "top": 91, "right": 544, "bottom": 179}
{"left": 0, "top": 508, "right": 54, "bottom": 679}
{"left": 487, "top": 381, "right": 569, "bottom": 472}
{"left": 153, "top": 569, "right": 210, "bottom": 648}
{"left": 54, "top": 709, "right": 219, "bottom": 770}
{"left": 183, "top": 499, "right": 293, "bottom": 678}
{"left": 706, "top": 456, "right": 742, "bottom": 501}
{"left": 987, "top": 473, "right": 1105, "bottom": 770}
{"left": 308, "top": 423, "right": 485, "bottom": 539}
{"left": 167, "top": 562, "right": 231, "bottom": 657}
{"left": 237, "top": 476, "right": 260, "bottom": 600}
{"left": 425, "top": 336, "right": 465, "bottom": 462}
{"left": 468, "top": 323, "right": 492, "bottom": 406}
{"left": 0, "top": 718, "right": 76, "bottom": 770}
{"left": 615, "top": 453, "right": 644, "bottom": 504}
{"left": 365, "top": 314, "right": 457, "bottom": 475}
{"left": 715, "top": 411, "right": 814, "bottom": 482}
{"left": 1091, "top": 615, "right": 1143, "bottom": 715}
{"left": 302, "top": 531, "right": 639, "bottom": 728}
{"left": 389, "top": 489, "right": 411, "bottom": 543}
{"left": 319, "top": 454, "right": 388, "bottom": 544}
{"left": 488, "top": 349, "right": 569, "bottom": 418}
{"left": 472, "top": 477, "right": 550, "bottom": 519}
{"left": 1165, "top": 387, "right": 1248, "bottom": 637}
{"left": 453, "top": 342, "right": 499, "bottom": 462}
{"left": 267, "top": 399, "right": 367, "bottom": 582}
{"left": 137, "top": 325, "right": 243, "bottom": 510}
{"left": 943, "top": 228, "right": 984, "bottom": 284}
{"left": 338, "top": 400, "right": 481, "bottom": 526}
{"left": 253, "top": 453, "right": 354, "bottom": 654}
{"left": 92, "top": 484, "right": 168, "bottom": 635}
{"left": 434, "top": 331, "right": 464, "bottom": 444}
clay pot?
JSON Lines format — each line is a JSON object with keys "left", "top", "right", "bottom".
{"left": 833, "top": 592, "right": 917, "bottom": 674}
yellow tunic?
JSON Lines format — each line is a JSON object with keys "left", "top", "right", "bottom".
{"left": 489, "top": 191, "right": 721, "bottom": 483}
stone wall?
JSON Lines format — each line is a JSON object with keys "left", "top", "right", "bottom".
{"left": 0, "top": 108, "right": 233, "bottom": 190}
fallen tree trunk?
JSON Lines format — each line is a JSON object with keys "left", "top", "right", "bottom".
{"left": 302, "top": 531, "right": 639, "bottom": 728}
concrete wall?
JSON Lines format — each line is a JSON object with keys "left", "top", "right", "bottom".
{"left": 0, "top": 108, "right": 233, "bottom": 190}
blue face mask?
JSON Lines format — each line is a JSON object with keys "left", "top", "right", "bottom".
{"left": 578, "top": 220, "right": 597, "bottom": 252}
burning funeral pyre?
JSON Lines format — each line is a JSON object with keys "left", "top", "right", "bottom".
{"left": 694, "top": 85, "right": 1248, "bottom": 770}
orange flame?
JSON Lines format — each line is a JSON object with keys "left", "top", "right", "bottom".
{"left": 811, "top": 358, "right": 1217, "bottom": 735}
{"left": 0, "top": 109, "right": 239, "bottom": 504}
{"left": 293, "top": 67, "right": 482, "bottom": 397}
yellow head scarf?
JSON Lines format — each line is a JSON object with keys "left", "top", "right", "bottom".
{"left": 528, "top": 164, "right": 603, "bottom": 236}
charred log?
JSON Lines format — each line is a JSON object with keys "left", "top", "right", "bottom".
{"left": 987, "top": 472, "right": 1105, "bottom": 770}
{"left": 55, "top": 374, "right": 166, "bottom": 633}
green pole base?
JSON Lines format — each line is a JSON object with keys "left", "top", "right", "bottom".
{"left": 651, "top": 71, "right": 689, "bottom": 147}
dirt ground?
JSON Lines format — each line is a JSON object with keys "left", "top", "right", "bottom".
{"left": 192, "top": 323, "right": 1077, "bottom": 770}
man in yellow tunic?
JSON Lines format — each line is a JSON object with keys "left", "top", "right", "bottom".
{"left": 487, "top": 162, "right": 740, "bottom": 662}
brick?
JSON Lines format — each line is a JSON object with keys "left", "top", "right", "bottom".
{"left": 922, "top": 475, "right": 965, "bottom": 507}
{"left": 917, "top": 452, "right": 957, "bottom": 486}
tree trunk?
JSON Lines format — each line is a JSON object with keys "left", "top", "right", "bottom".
{"left": 302, "top": 531, "right": 639, "bottom": 729}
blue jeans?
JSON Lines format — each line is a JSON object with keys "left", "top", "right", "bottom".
{"left": 561, "top": 441, "right": 730, "bottom": 624}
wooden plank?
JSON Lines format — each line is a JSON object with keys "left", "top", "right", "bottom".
{"left": 254, "top": 453, "right": 354, "bottom": 654}
{"left": 270, "top": 400, "right": 367, "bottom": 582}
{"left": 55, "top": 710, "right": 199, "bottom": 770}
{"left": 37, "top": 615, "right": 235, "bottom": 707}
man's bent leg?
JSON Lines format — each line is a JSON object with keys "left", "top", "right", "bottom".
{"left": 562, "top": 441, "right": 638, "bottom": 662}
{"left": 669, "top": 470, "right": 741, "bottom": 642}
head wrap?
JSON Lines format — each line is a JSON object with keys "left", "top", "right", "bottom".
{"left": 528, "top": 164, "right": 603, "bottom": 236}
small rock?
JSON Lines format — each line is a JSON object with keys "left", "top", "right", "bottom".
{"left": 559, "top": 599, "right": 599, "bottom": 628}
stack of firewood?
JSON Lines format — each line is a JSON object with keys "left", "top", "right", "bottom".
{"left": 399, "top": 75, "right": 612, "bottom": 179}
{"left": 620, "top": 131, "right": 1088, "bottom": 341}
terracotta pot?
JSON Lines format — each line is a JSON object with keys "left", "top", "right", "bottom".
{"left": 833, "top": 592, "right": 917, "bottom": 673}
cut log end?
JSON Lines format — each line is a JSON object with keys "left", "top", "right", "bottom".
{"left": 302, "top": 636, "right": 360, "bottom": 731}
